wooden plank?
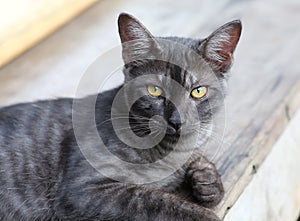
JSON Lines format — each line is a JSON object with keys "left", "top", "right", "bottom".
{"left": 217, "top": 81, "right": 300, "bottom": 219}
{"left": 0, "top": 0, "right": 299, "bottom": 220}
{"left": 0, "top": 0, "right": 98, "bottom": 67}
{"left": 224, "top": 109, "right": 300, "bottom": 221}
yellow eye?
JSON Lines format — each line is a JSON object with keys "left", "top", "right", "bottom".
{"left": 147, "top": 85, "right": 163, "bottom": 97}
{"left": 191, "top": 86, "right": 207, "bottom": 99}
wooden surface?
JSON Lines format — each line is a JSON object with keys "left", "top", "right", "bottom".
{"left": 0, "top": 0, "right": 98, "bottom": 67}
{"left": 224, "top": 109, "right": 300, "bottom": 221}
{"left": 0, "top": 0, "right": 300, "bottom": 220}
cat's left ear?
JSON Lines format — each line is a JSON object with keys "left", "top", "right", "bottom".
{"left": 118, "top": 13, "right": 160, "bottom": 66}
{"left": 199, "top": 20, "right": 242, "bottom": 74}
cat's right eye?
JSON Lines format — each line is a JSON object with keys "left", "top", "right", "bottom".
{"left": 191, "top": 86, "right": 207, "bottom": 99}
{"left": 147, "top": 85, "right": 163, "bottom": 97}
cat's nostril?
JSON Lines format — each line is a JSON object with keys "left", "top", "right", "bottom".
{"left": 169, "top": 121, "right": 181, "bottom": 131}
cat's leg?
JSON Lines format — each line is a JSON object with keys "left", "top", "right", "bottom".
{"left": 54, "top": 181, "right": 221, "bottom": 221}
{"left": 186, "top": 156, "right": 224, "bottom": 208}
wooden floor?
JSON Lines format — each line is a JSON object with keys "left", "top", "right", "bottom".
{"left": 0, "top": 0, "right": 300, "bottom": 220}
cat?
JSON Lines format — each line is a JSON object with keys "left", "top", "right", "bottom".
{"left": 0, "top": 13, "right": 241, "bottom": 221}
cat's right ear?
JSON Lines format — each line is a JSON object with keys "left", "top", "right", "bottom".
{"left": 118, "top": 13, "right": 160, "bottom": 66}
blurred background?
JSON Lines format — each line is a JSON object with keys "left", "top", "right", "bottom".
{"left": 0, "top": 0, "right": 299, "bottom": 220}
{"left": 0, "top": 0, "right": 299, "bottom": 104}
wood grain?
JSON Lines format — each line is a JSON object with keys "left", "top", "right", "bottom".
{"left": 0, "top": 0, "right": 98, "bottom": 67}
{"left": 224, "top": 109, "right": 300, "bottom": 221}
{"left": 0, "top": 0, "right": 299, "bottom": 220}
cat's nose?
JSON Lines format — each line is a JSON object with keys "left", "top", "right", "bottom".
{"left": 168, "top": 111, "right": 184, "bottom": 133}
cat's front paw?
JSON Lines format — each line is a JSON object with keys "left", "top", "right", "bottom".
{"left": 187, "top": 157, "right": 224, "bottom": 208}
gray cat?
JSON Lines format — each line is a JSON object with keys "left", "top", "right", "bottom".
{"left": 0, "top": 13, "right": 241, "bottom": 220}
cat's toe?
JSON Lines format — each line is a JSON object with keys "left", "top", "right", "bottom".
{"left": 192, "top": 181, "right": 223, "bottom": 207}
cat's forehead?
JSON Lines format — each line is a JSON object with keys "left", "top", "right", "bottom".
{"left": 154, "top": 60, "right": 217, "bottom": 88}
{"left": 126, "top": 37, "right": 221, "bottom": 88}
{"left": 157, "top": 39, "right": 218, "bottom": 86}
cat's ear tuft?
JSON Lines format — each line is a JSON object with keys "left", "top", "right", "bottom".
{"left": 200, "top": 20, "right": 242, "bottom": 74}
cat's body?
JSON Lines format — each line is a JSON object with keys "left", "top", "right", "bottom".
{"left": 0, "top": 14, "right": 241, "bottom": 220}
{"left": 0, "top": 98, "right": 73, "bottom": 220}
{"left": 0, "top": 88, "right": 216, "bottom": 221}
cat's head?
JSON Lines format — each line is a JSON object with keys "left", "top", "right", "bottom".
{"left": 117, "top": 13, "right": 241, "bottom": 143}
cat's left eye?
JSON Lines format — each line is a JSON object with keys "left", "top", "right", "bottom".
{"left": 147, "top": 85, "right": 163, "bottom": 97}
{"left": 191, "top": 86, "right": 207, "bottom": 99}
